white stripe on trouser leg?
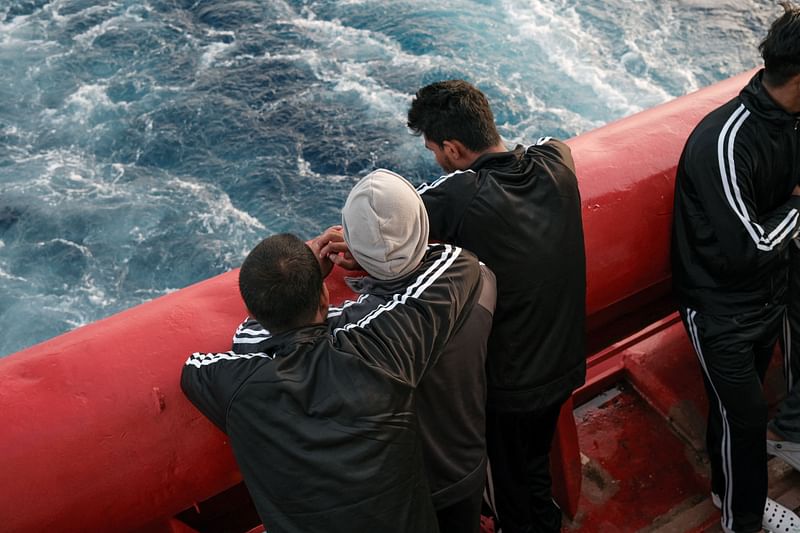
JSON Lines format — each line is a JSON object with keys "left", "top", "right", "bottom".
{"left": 686, "top": 308, "right": 734, "bottom": 532}
{"left": 484, "top": 457, "right": 500, "bottom": 532}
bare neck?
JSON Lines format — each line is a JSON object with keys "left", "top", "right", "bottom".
{"left": 764, "top": 79, "right": 800, "bottom": 115}
{"left": 463, "top": 142, "right": 508, "bottom": 168}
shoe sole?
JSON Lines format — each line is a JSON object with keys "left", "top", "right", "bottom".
{"left": 711, "top": 493, "right": 800, "bottom": 533}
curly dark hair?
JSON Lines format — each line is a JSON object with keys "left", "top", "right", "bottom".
{"left": 238, "top": 233, "right": 322, "bottom": 333}
{"left": 407, "top": 80, "right": 502, "bottom": 152}
{"left": 759, "top": 1, "right": 800, "bottom": 86}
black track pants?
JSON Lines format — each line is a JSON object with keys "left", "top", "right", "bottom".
{"left": 773, "top": 241, "right": 800, "bottom": 442}
{"left": 485, "top": 399, "right": 566, "bottom": 533}
{"left": 681, "top": 304, "right": 784, "bottom": 533}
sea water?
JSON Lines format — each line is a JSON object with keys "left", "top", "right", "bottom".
{"left": 0, "top": 0, "right": 780, "bottom": 356}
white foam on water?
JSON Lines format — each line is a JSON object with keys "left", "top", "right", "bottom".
{"left": 82, "top": 274, "right": 109, "bottom": 307}
{"left": 204, "top": 28, "right": 237, "bottom": 39}
{"left": 46, "top": 0, "right": 123, "bottom": 26}
{"left": 0, "top": 3, "right": 40, "bottom": 35}
{"left": 5, "top": 149, "right": 136, "bottom": 208}
{"left": 200, "top": 40, "right": 237, "bottom": 69}
{"left": 4, "top": 150, "right": 73, "bottom": 203}
{"left": 499, "top": 0, "right": 674, "bottom": 118}
{"left": 198, "top": 28, "right": 237, "bottom": 67}
{"left": 70, "top": 5, "right": 140, "bottom": 47}
{"left": 40, "top": 238, "right": 95, "bottom": 259}
{"left": 168, "top": 177, "right": 266, "bottom": 234}
{"left": 39, "top": 300, "right": 90, "bottom": 329}
{"left": 296, "top": 153, "right": 319, "bottom": 178}
{"left": 132, "top": 287, "right": 178, "bottom": 298}
{"left": 0, "top": 16, "right": 34, "bottom": 45}
{"left": 0, "top": 267, "right": 26, "bottom": 283}
{"left": 260, "top": 50, "right": 307, "bottom": 63}
{"left": 26, "top": 274, "right": 116, "bottom": 329}
{"left": 292, "top": 12, "right": 443, "bottom": 72}
{"left": 329, "top": 68, "right": 409, "bottom": 119}
{"left": 65, "top": 82, "right": 128, "bottom": 118}
{"left": 288, "top": 12, "right": 441, "bottom": 119}
{"left": 296, "top": 153, "right": 349, "bottom": 182}
{"left": 129, "top": 226, "right": 147, "bottom": 244}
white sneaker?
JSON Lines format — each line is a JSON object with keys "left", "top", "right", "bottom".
{"left": 767, "top": 439, "right": 800, "bottom": 471}
{"left": 712, "top": 493, "right": 800, "bottom": 533}
{"left": 763, "top": 497, "right": 800, "bottom": 533}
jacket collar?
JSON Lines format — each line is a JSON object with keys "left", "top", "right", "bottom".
{"left": 469, "top": 144, "right": 525, "bottom": 172}
{"left": 345, "top": 262, "right": 424, "bottom": 295}
{"left": 256, "top": 323, "right": 328, "bottom": 353}
{"left": 740, "top": 69, "right": 800, "bottom": 128}
{"left": 344, "top": 245, "right": 441, "bottom": 295}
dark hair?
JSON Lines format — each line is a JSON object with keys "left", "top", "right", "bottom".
{"left": 407, "top": 79, "right": 502, "bottom": 152}
{"left": 759, "top": 1, "right": 800, "bottom": 87}
{"left": 238, "top": 233, "right": 322, "bottom": 333}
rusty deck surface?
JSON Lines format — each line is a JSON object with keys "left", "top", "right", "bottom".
{"left": 561, "top": 383, "right": 800, "bottom": 533}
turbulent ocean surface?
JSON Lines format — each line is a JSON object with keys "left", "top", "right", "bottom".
{"left": 0, "top": 0, "right": 780, "bottom": 356}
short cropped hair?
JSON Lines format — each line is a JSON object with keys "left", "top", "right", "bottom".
{"left": 238, "top": 233, "right": 322, "bottom": 333}
{"left": 759, "top": 1, "right": 800, "bottom": 87}
{"left": 407, "top": 80, "right": 502, "bottom": 152}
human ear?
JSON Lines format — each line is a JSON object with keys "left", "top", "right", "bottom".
{"left": 442, "top": 140, "right": 462, "bottom": 160}
{"left": 319, "top": 283, "right": 330, "bottom": 316}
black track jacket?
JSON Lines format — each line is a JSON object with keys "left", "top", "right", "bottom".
{"left": 181, "top": 244, "right": 481, "bottom": 533}
{"left": 672, "top": 70, "right": 800, "bottom": 315}
{"left": 418, "top": 139, "right": 587, "bottom": 413}
{"left": 233, "top": 253, "right": 497, "bottom": 511}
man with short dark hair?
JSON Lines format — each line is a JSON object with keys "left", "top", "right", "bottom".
{"left": 237, "top": 233, "right": 326, "bottom": 332}
{"left": 672, "top": 3, "right": 800, "bottom": 531}
{"left": 407, "top": 79, "right": 587, "bottom": 533}
{"left": 181, "top": 226, "right": 484, "bottom": 533}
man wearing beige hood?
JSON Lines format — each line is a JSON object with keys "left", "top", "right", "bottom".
{"left": 233, "top": 169, "right": 497, "bottom": 533}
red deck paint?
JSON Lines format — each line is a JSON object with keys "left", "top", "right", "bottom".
{"left": 567, "top": 384, "right": 711, "bottom": 532}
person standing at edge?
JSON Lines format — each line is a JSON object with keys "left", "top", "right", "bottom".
{"left": 406, "top": 80, "right": 587, "bottom": 533}
{"left": 181, "top": 229, "right": 483, "bottom": 533}
{"left": 672, "top": 3, "right": 800, "bottom": 531}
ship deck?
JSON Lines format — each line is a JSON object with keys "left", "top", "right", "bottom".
{"left": 563, "top": 382, "right": 800, "bottom": 532}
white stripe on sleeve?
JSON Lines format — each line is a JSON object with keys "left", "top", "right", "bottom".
{"left": 331, "top": 245, "right": 461, "bottom": 335}
{"left": 185, "top": 351, "right": 274, "bottom": 368}
{"left": 717, "top": 104, "right": 798, "bottom": 251}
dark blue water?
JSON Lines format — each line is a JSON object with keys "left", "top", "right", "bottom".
{"left": 0, "top": 0, "right": 778, "bottom": 356}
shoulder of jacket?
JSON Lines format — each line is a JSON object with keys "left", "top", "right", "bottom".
{"left": 416, "top": 169, "right": 477, "bottom": 196}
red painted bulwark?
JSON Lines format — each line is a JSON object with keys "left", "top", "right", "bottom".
{"left": 574, "top": 69, "right": 755, "bottom": 332}
{"left": 0, "top": 70, "right": 757, "bottom": 530}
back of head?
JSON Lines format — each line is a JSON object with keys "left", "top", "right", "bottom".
{"left": 238, "top": 233, "right": 322, "bottom": 333}
{"left": 407, "top": 79, "right": 502, "bottom": 152}
{"left": 341, "top": 169, "right": 430, "bottom": 281}
{"left": 759, "top": 1, "right": 800, "bottom": 87}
